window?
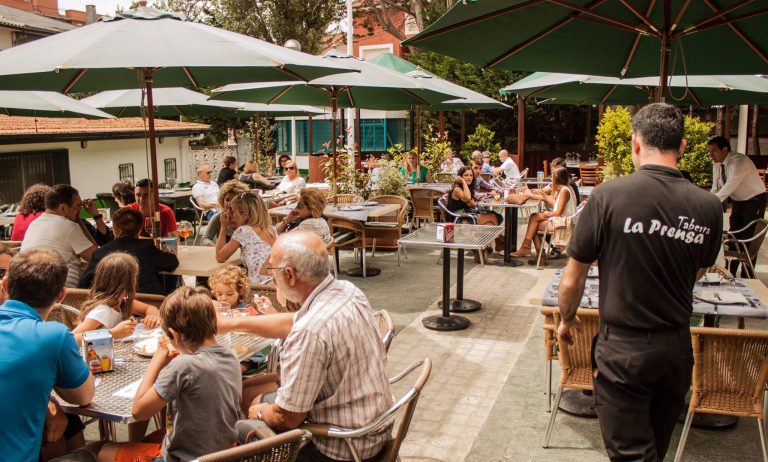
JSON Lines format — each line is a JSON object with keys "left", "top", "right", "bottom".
{"left": 0, "top": 150, "right": 70, "bottom": 205}
{"left": 361, "top": 119, "right": 386, "bottom": 152}
{"left": 164, "top": 158, "right": 177, "bottom": 180}
{"left": 359, "top": 44, "right": 394, "bottom": 61}
{"left": 119, "top": 163, "right": 135, "bottom": 184}
{"left": 295, "top": 120, "right": 309, "bottom": 154}
{"left": 276, "top": 120, "right": 292, "bottom": 153}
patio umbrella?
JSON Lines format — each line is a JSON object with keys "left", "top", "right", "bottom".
{"left": 80, "top": 87, "right": 325, "bottom": 118}
{"left": 500, "top": 73, "right": 768, "bottom": 106}
{"left": 210, "top": 52, "right": 462, "bottom": 199}
{"left": 0, "top": 6, "right": 354, "bottom": 216}
{"left": 403, "top": 1, "right": 768, "bottom": 100}
{"left": 0, "top": 91, "right": 113, "bottom": 118}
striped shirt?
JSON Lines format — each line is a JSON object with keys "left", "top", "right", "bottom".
{"left": 275, "top": 275, "right": 393, "bottom": 460}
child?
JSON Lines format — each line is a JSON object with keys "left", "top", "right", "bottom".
{"left": 208, "top": 264, "right": 276, "bottom": 316}
{"left": 86, "top": 286, "right": 243, "bottom": 462}
{"left": 72, "top": 252, "right": 160, "bottom": 344}
{"left": 215, "top": 191, "right": 275, "bottom": 284}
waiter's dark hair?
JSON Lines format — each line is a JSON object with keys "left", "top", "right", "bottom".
{"left": 631, "top": 103, "right": 684, "bottom": 153}
{"left": 707, "top": 135, "right": 731, "bottom": 152}
{"left": 45, "top": 184, "right": 79, "bottom": 210}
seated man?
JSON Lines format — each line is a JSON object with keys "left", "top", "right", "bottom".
{"left": 493, "top": 149, "right": 520, "bottom": 180}
{"left": 219, "top": 232, "right": 393, "bottom": 462}
{"left": 128, "top": 179, "right": 178, "bottom": 238}
{"left": 79, "top": 208, "right": 179, "bottom": 295}
{"left": 192, "top": 163, "right": 220, "bottom": 220}
{"left": 21, "top": 184, "right": 97, "bottom": 288}
{"left": 0, "top": 249, "right": 95, "bottom": 459}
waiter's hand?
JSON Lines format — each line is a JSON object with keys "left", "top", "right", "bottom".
{"left": 557, "top": 316, "right": 582, "bottom": 346}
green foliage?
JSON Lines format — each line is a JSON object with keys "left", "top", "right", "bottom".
{"left": 460, "top": 124, "right": 500, "bottom": 162}
{"left": 596, "top": 106, "right": 634, "bottom": 179}
{"left": 420, "top": 124, "right": 452, "bottom": 177}
{"left": 387, "top": 143, "right": 408, "bottom": 166}
{"left": 679, "top": 116, "right": 715, "bottom": 186}
{"left": 320, "top": 135, "right": 371, "bottom": 199}
{"left": 373, "top": 160, "right": 409, "bottom": 199}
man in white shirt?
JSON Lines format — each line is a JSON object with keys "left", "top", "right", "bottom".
{"left": 21, "top": 184, "right": 96, "bottom": 288}
{"left": 494, "top": 149, "right": 520, "bottom": 180}
{"left": 708, "top": 136, "right": 767, "bottom": 239}
{"left": 192, "top": 163, "right": 220, "bottom": 220}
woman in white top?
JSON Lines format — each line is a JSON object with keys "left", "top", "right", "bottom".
{"left": 440, "top": 148, "right": 465, "bottom": 174}
{"left": 72, "top": 252, "right": 161, "bottom": 343}
{"left": 216, "top": 190, "right": 276, "bottom": 283}
{"left": 272, "top": 160, "right": 306, "bottom": 207}
{"left": 511, "top": 166, "right": 577, "bottom": 266}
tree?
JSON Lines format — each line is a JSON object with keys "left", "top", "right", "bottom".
{"left": 358, "top": 0, "right": 426, "bottom": 42}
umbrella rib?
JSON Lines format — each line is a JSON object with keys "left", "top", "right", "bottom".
{"left": 600, "top": 85, "right": 618, "bottom": 104}
{"left": 692, "top": 0, "right": 768, "bottom": 64}
{"left": 528, "top": 85, "right": 559, "bottom": 98}
{"left": 621, "top": 0, "right": 657, "bottom": 77}
{"left": 678, "top": 0, "right": 755, "bottom": 34}
{"left": 400, "top": 88, "right": 430, "bottom": 106}
{"left": 546, "top": 0, "right": 656, "bottom": 35}
{"left": 62, "top": 69, "right": 87, "bottom": 93}
{"left": 488, "top": 0, "right": 609, "bottom": 68}
{"left": 275, "top": 66, "right": 308, "bottom": 82}
{"left": 268, "top": 86, "right": 293, "bottom": 105}
{"left": 117, "top": 107, "right": 127, "bottom": 118}
{"left": 345, "top": 87, "right": 355, "bottom": 107}
{"left": 671, "top": 0, "right": 693, "bottom": 31}
{"left": 618, "top": 0, "right": 659, "bottom": 34}
{"left": 687, "top": 88, "right": 702, "bottom": 107}
{"left": 182, "top": 67, "right": 199, "bottom": 90}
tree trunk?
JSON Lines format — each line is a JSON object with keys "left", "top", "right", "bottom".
{"left": 583, "top": 106, "right": 592, "bottom": 151}
{"left": 752, "top": 104, "right": 761, "bottom": 156}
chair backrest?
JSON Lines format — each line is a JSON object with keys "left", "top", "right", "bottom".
{"left": 63, "top": 288, "right": 165, "bottom": 312}
{"left": 436, "top": 196, "right": 474, "bottom": 224}
{"left": 552, "top": 308, "right": 600, "bottom": 389}
{"left": 540, "top": 307, "right": 558, "bottom": 361}
{"left": 328, "top": 216, "right": 365, "bottom": 239}
{"left": 193, "top": 429, "right": 311, "bottom": 462}
{"left": 374, "top": 309, "right": 395, "bottom": 353}
{"left": 47, "top": 304, "right": 80, "bottom": 329}
{"left": 578, "top": 165, "right": 600, "bottom": 186}
{"left": 330, "top": 194, "right": 363, "bottom": 205}
{"left": 135, "top": 292, "right": 166, "bottom": 308}
{"left": 380, "top": 358, "right": 432, "bottom": 462}
{"left": 689, "top": 327, "right": 768, "bottom": 418}
{"left": 369, "top": 195, "right": 408, "bottom": 224}
{"left": 747, "top": 219, "right": 768, "bottom": 261}
{"left": 432, "top": 172, "right": 454, "bottom": 183}
{"left": 189, "top": 195, "right": 205, "bottom": 212}
{"left": 408, "top": 188, "right": 437, "bottom": 221}
{"left": 543, "top": 160, "right": 549, "bottom": 177}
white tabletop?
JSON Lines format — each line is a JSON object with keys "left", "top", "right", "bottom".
{"left": 165, "top": 246, "right": 241, "bottom": 277}
{"left": 0, "top": 215, "right": 15, "bottom": 226}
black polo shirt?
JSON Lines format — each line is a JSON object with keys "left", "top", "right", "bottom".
{"left": 568, "top": 165, "right": 723, "bottom": 330}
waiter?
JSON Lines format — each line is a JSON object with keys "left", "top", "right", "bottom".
{"left": 557, "top": 103, "right": 722, "bottom": 462}
{"left": 708, "top": 135, "right": 766, "bottom": 240}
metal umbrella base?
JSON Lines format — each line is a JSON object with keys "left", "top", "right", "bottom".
{"left": 438, "top": 298, "right": 482, "bottom": 313}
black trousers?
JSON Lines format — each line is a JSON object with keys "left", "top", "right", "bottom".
{"left": 593, "top": 324, "right": 693, "bottom": 462}
{"left": 728, "top": 192, "right": 767, "bottom": 275}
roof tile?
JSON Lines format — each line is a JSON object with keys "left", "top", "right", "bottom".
{"left": 0, "top": 115, "right": 210, "bottom": 135}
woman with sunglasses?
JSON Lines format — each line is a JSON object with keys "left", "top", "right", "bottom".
{"left": 275, "top": 188, "right": 330, "bottom": 245}
{"left": 272, "top": 160, "right": 306, "bottom": 207}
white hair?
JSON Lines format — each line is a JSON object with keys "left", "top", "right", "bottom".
{"left": 276, "top": 232, "right": 329, "bottom": 283}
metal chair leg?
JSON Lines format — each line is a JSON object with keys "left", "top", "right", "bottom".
{"left": 397, "top": 244, "right": 401, "bottom": 266}
{"left": 537, "top": 228, "right": 548, "bottom": 270}
{"left": 545, "top": 358, "right": 552, "bottom": 411}
{"left": 543, "top": 387, "right": 563, "bottom": 448}
{"left": 759, "top": 419, "right": 768, "bottom": 462}
{"left": 674, "top": 411, "right": 695, "bottom": 462}
{"left": 361, "top": 246, "right": 367, "bottom": 278}
{"left": 371, "top": 238, "right": 376, "bottom": 259}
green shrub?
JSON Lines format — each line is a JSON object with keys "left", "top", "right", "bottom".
{"left": 460, "top": 124, "right": 501, "bottom": 163}
{"left": 679, "top": 115, "right": 715, "bottom": 186}
{"left": 373, "top": 160, "right": 409, "bottom": 199}
{"left": 421, "top": 124, "right": 453, "bottom": 177}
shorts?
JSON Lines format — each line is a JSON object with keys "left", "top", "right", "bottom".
{"left": 114, "top": 443, "right": 162, "bottom": 462}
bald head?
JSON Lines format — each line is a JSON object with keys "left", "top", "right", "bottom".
{"left": 273, "top": 231, "right": 329, "bottom": 283}
{"left": 499, "top": 149, "right": 509, "bottom": 160}
{"left": 196, "top": 163, "right": 213, "bottom": 181}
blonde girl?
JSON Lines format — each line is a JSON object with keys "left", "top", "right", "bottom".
{"left": 208, "top": 264, "right": 276, "bottom": 316}
{"left": 216, "top": 191, "right": 276, "bottom": 283}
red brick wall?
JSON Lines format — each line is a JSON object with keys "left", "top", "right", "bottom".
{"left": 0, "top": 0, "right": 61, "bottom": 18}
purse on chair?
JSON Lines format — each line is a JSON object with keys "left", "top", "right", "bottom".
{"left": 550, "top": 216, "right": 573, "bottom": 249}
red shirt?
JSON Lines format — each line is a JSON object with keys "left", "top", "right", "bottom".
{"left": 11, "top": 211, "right": 43, "bottom": 241}
{"left": 127, "top": 203, "right": 178, "bottom": 237}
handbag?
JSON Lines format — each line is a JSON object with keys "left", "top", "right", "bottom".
{"left": 551, "top": 216, "right": 573, "bottom": 249}
{"left": 505, "top": 193, "right": 528, "bottom": 205}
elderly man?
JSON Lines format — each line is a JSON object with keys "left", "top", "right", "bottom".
{"left": 128, "top": 179, "right": 178, "bottom": 238}
{"left": 0, "top": 249, "right": 95, "bottom": 459}
{"left": 192, "top": 163, "right": 220, "bottom": 220}
{"left": 558, "top": 103, "right": 722, "bottom": 461}
{"left": 493, "top": 149, "right": 520, "bottom": 179}
{"left": 220, "top": 232, "right": 393, "bottom": 462}
{"left": 21, "top": 184, "right": 97, "bottom": 288}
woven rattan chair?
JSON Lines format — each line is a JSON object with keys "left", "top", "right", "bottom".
{"left": 543, "top": 308, "right": 601, "bottom": 448}
{"left": 0, "top": 240, "right": 21, "bottom": 249}
{"left": 328, "top": 217, "right": 370, "bottom": 277}
{"left": 47, "top": 304, "right": 80, "bottom": 329}
{"left": 365, "top": 195, "right": 409, "bottom": 265}
{"left": 408, "top": 187, "right": 439, "bottom": 229}
{"left": 63, "top": 288, "right": 165, "bottom": 311}
{"left": 432, "top": 172, "right": 454, "bottom": 183}
{"left": 193, "top": 429, "right": 311, "bottom": 462}
{"left": 301, "top": 358, "right": 432, "bottom": 462}
{"left": 329, "top": 194, "right": 364, "bottom": 205}
{"left": 374, "top": 309, "right": 395, "bottom": 353}
{"left": 722, "top": 218, "right": 768, "bottom": 279}
{"left": 540, "top": 307, "right": 559, "bottom": 411}
{"left": 674, "top": 327, "right": 768, "bottom": 462}
{"left": 578, "top": 165, "right": 600, "bottom": 186}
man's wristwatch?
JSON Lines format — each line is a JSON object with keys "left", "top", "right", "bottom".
{"left": 92, "top": 214, "right": 103, "bottom": 221}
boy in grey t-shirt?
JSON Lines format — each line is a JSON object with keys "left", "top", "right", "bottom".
{"left": 83, "top": 287, "right": 242, "bottom": 462}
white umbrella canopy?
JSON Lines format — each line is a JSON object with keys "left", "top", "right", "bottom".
{"left": 81, "top": 87, "right": 325, "bottom": 118}
{"left": 0, "top": 91, "right": 113, "bottom": 118}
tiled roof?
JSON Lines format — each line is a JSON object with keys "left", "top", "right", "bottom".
{"left": 0, "top": 4, "right": 75, "bottom": 34}
{"left": 0, "top": 116, "right": 210, "bottom": 135}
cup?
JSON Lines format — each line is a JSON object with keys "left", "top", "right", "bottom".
{"left": 536, "top": 171, "right": 544, "bottom": 181}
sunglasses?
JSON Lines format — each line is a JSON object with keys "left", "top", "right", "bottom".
{"left": 295, "top": 202, "right": 306, "bottom": 210}
{"left": 285, "top": 166, "right": 297, "bottom": 171}
{"left": 204, "top": 171, "right": 213, "bottom": 174}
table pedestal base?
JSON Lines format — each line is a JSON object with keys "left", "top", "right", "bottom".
{"left": 558, "top": 390, "right": 597, "bottom": 418}
{"left": 497, "top": 259, "right": 525, "bottom": 267}
{"left": 422, "top": 315, "right": 470, "bottom": 331}
{"left": 677, "top": 409, "right": 739, "bottom": 429}
{"left": 438, "top": 298, "right": 482, "bottom": 313}
{"left": 345, "top": 267, "right": 381, "bottom": 277}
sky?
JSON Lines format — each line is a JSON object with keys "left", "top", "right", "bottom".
{"left": 57, "top": 0, "right": 136, "bottom": 16}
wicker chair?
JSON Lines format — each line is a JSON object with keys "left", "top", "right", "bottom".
{"left": 193, "top": 429, "right": 311, "bottom": 462}
{"left": 578, "top": 165, "right": 600, "bottom": 186}
{"left": 63, "top": 288, "right": 165, "bottom": 311}
{"left": 543, "top": 308, "right": 601, "bottom": 448}
{"left": 301, "top": 358, "right": 432, "bottom": 462}
{"left": 722, "top": 218, "right": 768, "bottom": 279}
{"left": 374, "top": 309, "right": 395, "bottom": 353}
{"left": 327, "top": 217, "right": 371, "bottom": 277}
{"left": 0, "top": 240, "right": 21, "bottom": 249}
{"left": 674, "top": 327, "right": 768, "bottom": 462}
{"left": 543, "top": 160, "right": 550, "bottom": 177}
{"left": 365, "top": 195, "right": 409, "bottom": 265}
{"left": 540, "top": 307, "right": 559, "bottom": 411}
{"left": 408, "top": 187, "right": 439, "bottom": 229}
{"left": 329, "top": 194, "right": 364, "bottom": 205}
{"left": 432, "top": 172, "right": 454, "bottom": 183}
{"left": 47, "top": 304, "right": 80, "bottom": 329}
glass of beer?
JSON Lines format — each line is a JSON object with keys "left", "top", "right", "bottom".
{"left": 177, "top": 221, "right": 193, "bottom": 249}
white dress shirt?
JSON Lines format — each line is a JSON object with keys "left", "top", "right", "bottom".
{"left": 711, "top": 151, "right": 765, "bottom": 202}
{"left": 500, "top": 157, "right": 521, "bottom": 179}
{"left": 192, "top": 179, "right": 220, "bottom": 207}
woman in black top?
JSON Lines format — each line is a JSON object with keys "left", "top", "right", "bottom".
{"left": 217, "top": 155, "right": 238, "bottom": 185}
{"left": 448, "top": 167, "right": 502, "bottom": 226}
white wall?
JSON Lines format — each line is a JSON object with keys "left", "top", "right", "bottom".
{"left": 0, "top": 29, "right": 13, "bottom": 50}
{"left": 0, "top": 136, "right": 195, "bottom": 198}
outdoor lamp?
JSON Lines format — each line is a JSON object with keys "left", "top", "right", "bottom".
{"left": 284, "top": 39, "right": 301, "bottom": 52}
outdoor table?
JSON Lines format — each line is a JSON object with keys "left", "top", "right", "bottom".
{"left": 530, "top": 268, "right": 768, "bottom": 420}
{"left": 56, "top": 333, "right": 270, "bottom": 436}
{"left": 565, "top": 161, "right": 598, "bottom": 169}
{"left": 477, "top": 198, "right": 541, "bottom": 267}
{"left": 0, "top": 215, "right": 15, "bottom": 226}
{"left": 164, "top": 246, "right": 241, "bottom": 277}
{"left": 407, "top": 182, "right": 452, "bottom": 194}
{"left": 518, "top": 177, "right": 549, "bottom": 188}
{"left": 158, "top": 188, "right": 193, "bottom": 199}
{"left": 398, "top": 223, "right": 503, "bottom": 331}
{"left": 579, "top": 186, "right": 594, "bottom": 197}
{"left": 270, "top": 202, "right": 400, "bottom": 277}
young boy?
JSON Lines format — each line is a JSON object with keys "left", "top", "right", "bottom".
{"left": 88, "top": 286, "right": 242, "bottom": 462}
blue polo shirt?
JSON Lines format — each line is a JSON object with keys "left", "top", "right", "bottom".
{"left": 0, "top": 300, "right": 90, "bottom": 461}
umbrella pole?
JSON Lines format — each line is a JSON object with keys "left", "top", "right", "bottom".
{"left": 517, "top": 96, "right": 525, "bottom": 168}
{"left": 254, "top": 114, "right": 260, "bottom": 162}
{"left": 332, "top": 91, "right": 338, "bottom": 206}
{"left": 657, "top": 32, "right": 671, "bottom": 102}
{"left": 416, "top": 106, "right": 422, "bottom": 184}
{"left": 144, "top": 70, "right": 161, "bottom": 231}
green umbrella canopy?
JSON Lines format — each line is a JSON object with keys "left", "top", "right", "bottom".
{"left": 80, "top": 87, "right": 325, "bottom": 118}
{"left": 0, "top": 6, "right": 356, "bottom": 92}
{"left": 209, "top": 52, "right": 463, "bottom": 110}
{"left": 0, "top": 91, "right": 113, "bottom": 118}
{"left": 501, "top": 73, "right": 768, "bottom": 106}
{"left": 403, "top": 1, "right": 768, "bottom": 79}
{"left": 368, "top": 52, "right": 509, "bottom": 110}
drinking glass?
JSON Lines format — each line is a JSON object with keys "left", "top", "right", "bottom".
{"left": 143, "top": 217, "right": 154, "bottom": 237}
{"left": 177, "top": 221, "right": 193, "bottom": 248}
